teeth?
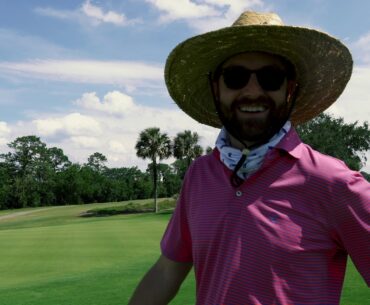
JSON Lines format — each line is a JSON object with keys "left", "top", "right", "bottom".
{"left": 239, "top": 105, "right": 267, "bottom": 112}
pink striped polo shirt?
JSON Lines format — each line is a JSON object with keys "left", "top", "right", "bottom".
{"left": 161, "top": 128, "right": 370, "bottom": 305}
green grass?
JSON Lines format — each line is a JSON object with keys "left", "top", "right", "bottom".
{"left": 0, "top": 202, "right": 367, "bottom": 305}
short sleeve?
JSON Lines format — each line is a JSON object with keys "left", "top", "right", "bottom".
{"left": 160, "top": 169, "right": 193, "bottom": 263}
{"left": 329, "top": 172, "right": 370, "bottom": 286}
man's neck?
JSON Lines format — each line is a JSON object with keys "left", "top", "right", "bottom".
{"left": 228, "top": 134, "right": 257, "bottom": 150}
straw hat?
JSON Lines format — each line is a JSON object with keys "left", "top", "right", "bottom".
{"left": 164, "top": 11, "right": 353, "bottom": 127}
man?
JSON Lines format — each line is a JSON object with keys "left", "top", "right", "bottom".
{"left": 129, "top": 11, "right": 369, "bottom": 305}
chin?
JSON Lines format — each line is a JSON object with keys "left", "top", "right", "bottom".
{"left": 233, "top": 117, "right": 283, "bottom": 144}
{"left": 239, "top": 128, "right": 272, "bottom": 143}
{"left": 219, "top": 105, "right": 289, "bottom": 145}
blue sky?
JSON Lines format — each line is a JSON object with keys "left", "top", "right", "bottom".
{"left": 0, "top": 0, "right": 369, "bottom": 171}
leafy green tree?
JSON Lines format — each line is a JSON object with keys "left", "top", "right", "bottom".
{"left": 74, "top": 153, "right": 109, "bottom": 203}
{"left": 87, "top": 152, "right": 107, "bottom": 172}
{"left": 0, "top": 162, "right": 14, "bottom": 209}
{"left": 104, "top": 166, "right": 151, "bottom": 201}
{"left": 172, "top": 159, "right": 188, "bottom": 180}
{"left": 146, "top": 163, "right": 181, "bottom": 198}
{"left": 2, "top": 136, "right": 47, "bottom": 176}
{"left": 173, "top": 130, "right": 203, "bottom": 168}
{"left": 0, "top": 136, "right": 57, "bottom": 207}
{"left": 135, "top": 127, "right": 172, "bottom": 212}
{"left": 296, "top": 113, "right": 370, "bottom": 171}
{"left": 54, "top": 164, "right": 84, "bottom": 205}
{"left": 47, "top": 147, "right": 71, "bottom": 172}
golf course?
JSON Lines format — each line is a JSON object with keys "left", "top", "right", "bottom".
{"left": 0, "top": 200, "right": 367, "bottom": 305}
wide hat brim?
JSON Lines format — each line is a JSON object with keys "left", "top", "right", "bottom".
{"left": 165, "top": 25, "right": 353, "bottom": 127}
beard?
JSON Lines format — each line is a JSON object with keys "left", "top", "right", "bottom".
{"left": 217, "top": 95, "right": 291, "bottom": 146}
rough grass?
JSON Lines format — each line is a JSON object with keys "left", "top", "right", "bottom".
{"left": 0, "top": 201, "right": 367, "bottom": 305}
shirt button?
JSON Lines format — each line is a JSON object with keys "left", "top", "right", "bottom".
{"left": 236, "top": 190, "right": 243, "bottom": 197}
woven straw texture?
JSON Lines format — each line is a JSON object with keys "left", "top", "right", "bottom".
{"left": 165, "top": 12, "right": 353, "bottom": 127}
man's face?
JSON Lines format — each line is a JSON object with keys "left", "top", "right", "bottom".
{"left": 215, "top": 52, "right": 294, "bottom": 145}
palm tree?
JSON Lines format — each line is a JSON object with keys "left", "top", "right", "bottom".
{"left": 173, "top": 130, "right": 203, "bottom": 168}
{"left": 135, "top": 127, "right": 172, "bottom": 213}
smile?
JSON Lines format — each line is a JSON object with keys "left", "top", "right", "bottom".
{"left": 238, "top": 105, "right": 268, "bottom": 113}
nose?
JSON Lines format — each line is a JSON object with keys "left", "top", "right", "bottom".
{"left": 241, "top": 73, "right": 264, "bottom": 97}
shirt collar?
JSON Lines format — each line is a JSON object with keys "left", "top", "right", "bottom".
{"left": 275, "top": 127, "right": 304, "bottom": 159}
{"left": 212, "top": 126, "right": 304, "bottom": 162}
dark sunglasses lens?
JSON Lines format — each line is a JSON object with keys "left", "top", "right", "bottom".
{"left": 222, "top": 66, "right": 250, "bottom": 90}
{"left": 257, "top": 67, "right": 286, "bottom": 91}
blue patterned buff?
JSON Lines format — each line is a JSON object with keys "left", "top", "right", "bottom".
{"left": 216, "top": 121, "right": 291, "bottom": 179}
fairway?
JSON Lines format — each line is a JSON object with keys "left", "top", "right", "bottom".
{"left": 0, "top": 202, "right": 367, "bottom": 305}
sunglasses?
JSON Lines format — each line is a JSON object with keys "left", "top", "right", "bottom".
{"left": 221, "top": 65, "right": 287, "bottom": 91}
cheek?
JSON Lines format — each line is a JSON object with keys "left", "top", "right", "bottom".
{"left": 268, "top": 83, "right": 288, "bottom": 106}
{"left": 218, "top": 82, "right": 237, "bottom": 107}
{"left": 268, "top": 92, "right": 286, "bottom": 107}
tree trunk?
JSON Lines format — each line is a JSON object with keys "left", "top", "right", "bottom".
{"left": 153, "top": 159, "right": 158, "bottom": 213}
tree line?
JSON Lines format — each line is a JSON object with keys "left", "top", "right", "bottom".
{"left": 0, "top": 113, "right": 369, "bottom": 210}
{"left": 0, "top": 130, "right": 203, "bottom": 210}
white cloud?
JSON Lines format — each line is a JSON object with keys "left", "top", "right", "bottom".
{"left": 2, "top": 85, "right": 369, "bottom": 171}
{"left": 325, "top": 64, "right": 370, "bottom": 172}
{"left": 35, "top": 1, "right": 140, "bottom": 27}
{"left": 33, "top": 113, "right": 102, "bottom": 137}
{"left": 326, "top": 65, "right": 370, "bottom": 124}
{"left": 21, "top": 90, "right": 218, "bottom": 169}
{"left": 0, "top": 122, "right": 11, "bottom": 146}
{"left": 0, "top": 59, "right": 163, "bottom": 92}
{"left": 109, "top": 140, "right": 129, "bottom": 154}
{"left": 34, "top": 7, "right": 77, "bottom": 20}
{"left": 70, "top": 136, "right": 101, "bottom": 149}
{"left": 352, "top": 31, "right": 370, "bottom": 65}
{"left": 0, "top": 122, "right": 11, "bottom": 136}
{"left": 146, "top": 0, "right": 264, "bottom": 32}
{"left": 81, "top": 0, "right": 130, "bottom": 26}
{"left": 145, "top": 0, "right": 220, "bottom": 22}
{"left": 75, "top": 91, "right": 136, "bottom": 115}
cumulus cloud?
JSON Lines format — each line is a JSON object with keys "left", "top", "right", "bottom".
{"left": 146, "top": 0, "right": 264, "bottom": 32}
{"left": 33, "top": 113, "right": 102, "bottom": 137}
{"left": 75, "top": 91, "right": 136, "bottom": 116}
{"left": 109, "top": 140, "right": 130, "bottom": 154}
{"left": 70, "top": 136, "right": 101, "bottom": 149}
{"left": 0, "top": 122, "right": 11, "bottom": 145}
{"left": 0, "top": 59, "right": 163, "bottom": 92}
{"left": 0, "top": 122, "right": 11, "bottom": 135}
{"left": 2, "top": 86, "right": 369, "bottom": 171}
{"left": 339, "top": 35, "right": 370, "bottom": 173}
{"left": 326, "top": 66, "right": 370, "bottom": 124}
{"left": 0, "top": 90, "right": 216, "bottom": 169}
